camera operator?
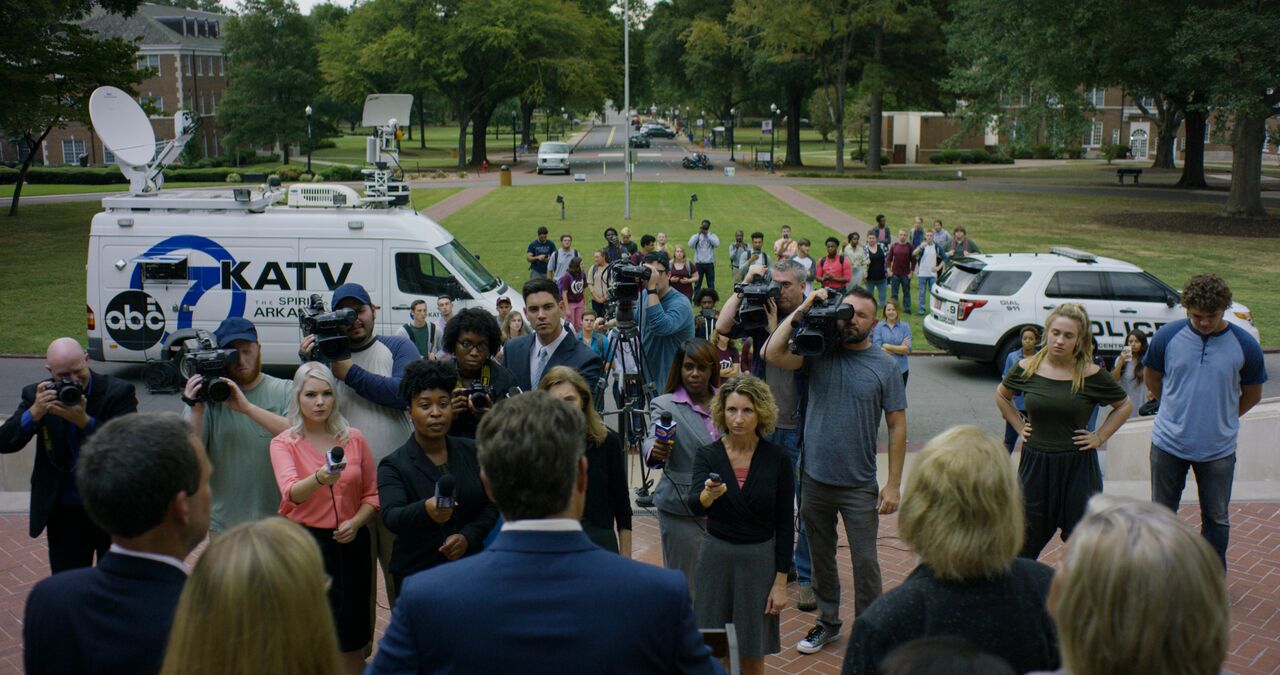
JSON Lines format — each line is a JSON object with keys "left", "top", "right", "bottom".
{"left": 0, "top": 337, "right": 138, "bottom": 572}
{"left": 297, "top": 282, "right": 416, "bottom": 606}
{"left": 442, "top": 308, "right": 517, "bottom": 439}
{"left": 762, "top": 286, "right": 907, "bottom": 655}
{"left": 639, "top": 251, "right": 695, "bottom": 391}
{"left": 182, "top": 318, "right": 291, "bottom": 534}
{"left": 715, "top": 258, "right": 814, "bottom": 605}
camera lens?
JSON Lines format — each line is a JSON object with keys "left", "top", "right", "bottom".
{"left": 56, "top": 383, "right": 82, "bottom": 405}
{"left": 206, "top": 378, "right": 232, "bottom": 403}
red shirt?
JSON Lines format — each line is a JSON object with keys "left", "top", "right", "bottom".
{"left": 815, "top": 254, "right": 852, "bottom": 290}
{"left": 887, "top": 242, "right": 914, "bottom": 277}
{"left": 270, "top": 428, "right": 379, "bottom": 529}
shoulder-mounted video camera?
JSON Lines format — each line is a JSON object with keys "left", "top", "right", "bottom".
{"left": 733, "top": 280, "right": 781, "bottom": 333}
{"left": 790, "top": 296, "right": 854, "bottom": 357}
{"left": 300, "top": 294, "right": 356, "bottom": 363}
{"left": 181, "top": 330, "right": 240, "bottom": 402}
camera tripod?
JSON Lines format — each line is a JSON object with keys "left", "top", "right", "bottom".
{"left": 593, "top": 306, "right": 659, "bottom": 507}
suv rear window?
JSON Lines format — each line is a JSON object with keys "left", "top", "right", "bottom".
{"left": 938, "top": 268, "right": 1030, "bottom": 296}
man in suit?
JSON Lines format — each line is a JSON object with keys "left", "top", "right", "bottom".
{"left": 503, "top": 277, "right": 604, "bottom": 392}
{"left": 370, "top": 391, "right": 720, "bottom": 674}
{"left": 24, "top": 412, "right": 212, "bottom": 675}
{"left": 0, "top": 337, "right": 138, "bottom": 572}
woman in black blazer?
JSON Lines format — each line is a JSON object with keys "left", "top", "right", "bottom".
{"left": 378, "top": 360, "right": 499, "bottom": 590}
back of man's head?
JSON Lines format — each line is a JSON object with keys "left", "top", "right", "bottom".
{"left": 476, "top": 392, "right": 584, "bottom": 521}
{"left": 78, "top": 412, "right": 203, "bottom": 540}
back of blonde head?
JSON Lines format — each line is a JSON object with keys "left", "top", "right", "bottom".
{"left": 160, "top": 518, "right": 342, "bottom": 675}
{"left": 898, "top": 425, "right": 1023, "bottom": 581}
{"left": 1052, "top": 496, "right": 1228, "bottom": 675}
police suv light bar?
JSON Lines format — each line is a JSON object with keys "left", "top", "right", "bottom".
{"left": 1049, "top": 246, "right": 1097, "bottom": 263}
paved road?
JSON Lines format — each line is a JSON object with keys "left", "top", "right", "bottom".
{"left": 4, "top": 353, "right": 1276, "bottom": 449}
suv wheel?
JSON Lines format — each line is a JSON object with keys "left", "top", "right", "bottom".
{"left": 992, "top": 331, "right": 1027, "bottom": 375}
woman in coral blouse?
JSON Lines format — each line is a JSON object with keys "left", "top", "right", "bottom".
{"left": 270, "top": 362, "right": 379, "bottom": 675}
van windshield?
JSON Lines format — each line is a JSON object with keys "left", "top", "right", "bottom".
{"left": 541, "top": 143, "right": 570, "bottom": 154}
{"left": 437, "top": 239, "right": 500, "bottom": 292}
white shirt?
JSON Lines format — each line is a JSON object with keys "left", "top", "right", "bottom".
{"left": 109, "top": 543, "right": 190, "bottom": 575}
{"left": 918, "top": 243, "right": 939, "bottom": 278}
{"left": 530, "top": 327, "right": 570, "bottom": 387}
{"left": 502, "top": 518, "right": 583, "bottom": 532}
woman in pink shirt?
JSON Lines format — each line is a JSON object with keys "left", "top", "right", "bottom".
{"left": 270, "top": 362, "right": 379, "bottom": 675}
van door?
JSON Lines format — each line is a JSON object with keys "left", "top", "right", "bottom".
{"left": 388, "top": 249, "right": 474, "bottom": 328}
{"left": 1040, "top": 270, "right": 1118, "bottom": 353}
{"left": 1105, "top": 271, "right": 1180, "bottom": 339}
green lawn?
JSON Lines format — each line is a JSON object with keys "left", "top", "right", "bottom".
{"left": 797, "top": 185, "right": 1280, "bottom": 348}
{"left": 314, "top": 126, "right": 548, "bottom": 171}
{"left": 409, "top": 187, "right": 464, "bottom": 210}
{"left": 2, "top": 181, "right": 241, "bottom": 198}
{"left": 440, "top": 182, "right": 836, "bottom": 292}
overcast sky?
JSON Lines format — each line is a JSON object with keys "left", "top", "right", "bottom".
{"left": 294, "top": 0, "right": 356, "bottom": 14}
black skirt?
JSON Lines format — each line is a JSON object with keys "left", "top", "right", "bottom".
{"left": 306, "top": 525, "right": 374, "bottom": 652}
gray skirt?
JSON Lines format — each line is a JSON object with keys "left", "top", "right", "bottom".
{"left": 694, "top": 533, "right": 780, "bottom": 658}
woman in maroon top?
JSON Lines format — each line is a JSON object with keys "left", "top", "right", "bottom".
{"left": 669, "top": 244, "right": 697, "bottom": 298}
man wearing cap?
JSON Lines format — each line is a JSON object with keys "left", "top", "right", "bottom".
{"left": 496, "top": 296, "right": 513, "bottom": 325}
{"left": 639, "top": 252, "right": 695, "bottom": 390}
{"left": 300, "top": 282, "right": 419, "bottom": 603}
{"left": 182, "top": 317, "right": 291, "bottom": 533}
{"left": 0, "top": 338, "right": 138, "bottom": 572}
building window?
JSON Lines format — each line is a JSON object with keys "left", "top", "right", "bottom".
{"left": 1112, "top": 128, "right": 1120, "bottom": 145}
{"left": 61, "top": 138, "right": 86, "bottom": 165}
{"left": 1204, "top": 123, "right": 1211, "bottom": 144}
{"left": 136, "top": 53, "right": 162, "bottom": 76}
{"left": 210, "top": 93, "right": 216, "bottom": 114}
{"left": 1087, "top": 88, "right": 1105, "bottom": 107}
{"left": 1084, "top": 120, "right": 1104, "bottom": 147}
{"left": 140, "top": 95, "right": 164, "bottom": 115}
{"left": 196, "top": 54, "right": 202, "bottom": 75}
{"left": 104, "top": 148, "right": 115, "bottom": 164}
{"left": 1140, "top": 96, "right": 1155, "bottom": 109}
{"left": 219, "top": 55, "right": 225, "bottom": 75}
{"left": 199, "top": 94, "right": 206, "bottom": 116}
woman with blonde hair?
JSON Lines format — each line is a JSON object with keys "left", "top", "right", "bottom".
{"left": 539, "top": 366, "right": 633, "bottom": 555}
{"left": 996, "top": 302, "right": 1131, "bottom": 559}
{"left": 841, "top": 425, "right": 1059, "bottom": 675}
{"left": 688, "top": 374, "right": 792, "bottom": 675}
{"left": 1044, "top": 495, "right": 1228, "bottom": 675}
{"left": 499, "top": 309, "right": 531, "bottom": 345}
{"left": 160, "top": 518, "right": 342, "bottom": 675}
{"left": 270, "top": 362, "right": 379, "bottom": 674}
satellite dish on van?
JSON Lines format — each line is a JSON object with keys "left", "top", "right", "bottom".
{"left": 362, "top": 94, "right": 413, "bottom": 129}
{"left": 89, "top": 87, "right": 156, "bottom": 166}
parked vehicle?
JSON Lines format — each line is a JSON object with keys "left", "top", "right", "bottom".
{"left": 682, "top": 153, "right": 714, "bottom": 170}
{"left": 537, "top": 142, "right": 572, "bottom": 175}
{"left": 629, "top": 133, "right": 650, "bottom": 149}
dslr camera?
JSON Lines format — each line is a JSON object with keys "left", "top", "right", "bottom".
{"left": 608, "top": 262, "right": 652, "bottom": 327}
{"left": 47, "top": 377, "right": 84, "bottom": 405}
{"left": 733, "top": 280, "right": 781, "bottom": 333}
{"left": 468, "top": 381, "right": 496, "bottom": 410}
{"left": 789, "top": 296, "right": 855, "bottom": 357}
{"left": 181, "top": 330, "right": 240, "bottom": 403}
{"left": 299, "top": 294, "right": 356, "bottom": 363}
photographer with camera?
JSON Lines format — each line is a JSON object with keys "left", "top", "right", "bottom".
{"left": 1, "top": 337, "right": 138, "bottom": 572}
{"left": 714, "top": 258, "right": 814, "bottom": 605}
{"left": 298, "top": 282, "right": 416, "bottom": 606}
{"left": 638, "top": 252, "right": 696, "bottom": 391}
{"left": 442, "top": 308, "right": 517, "bottom": 439}
{"left": 762, "top": 285, "right": 907, "bottom": 656}
{"left": 182, "top": 318, "right": 291, "bottom": 534}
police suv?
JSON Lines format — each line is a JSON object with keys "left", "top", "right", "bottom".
{"left": 923, "top": 246, "right": 1261, "bottom": 369}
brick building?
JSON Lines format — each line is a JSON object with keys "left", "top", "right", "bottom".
{"left": 8, "top": 4, "right": 229, "bottom": 167}
{"left": 882, "top": 85, "right": 1280, "bottom": 165}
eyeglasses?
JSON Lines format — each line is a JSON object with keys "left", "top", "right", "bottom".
{"left": 456, "top": 339, "right": 490, "bottom": 354}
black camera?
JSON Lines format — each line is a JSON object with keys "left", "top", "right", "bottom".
{"left": 734, "top": 280, "right": 781, "bottom": 333}
{"left": 608, "top": 263, "right": 653, "bottom": 327}
{"left": 468, "top": 381, "right": 496, "bottom": 409}
{"left": 299, "top": 294, "right": 356, "bottom": 363}
{"left": 181, "top": 330, "right": 240, "bottom": 403}
{"left": 790, "top": 297, "right": 854, "bottom": 357}
{"left": 48, "top": 377, "right": 84, "bottom": 405}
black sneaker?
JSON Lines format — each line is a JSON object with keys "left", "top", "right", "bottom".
{"left": 796, "top": 624, "right": 837, "bottom": 654}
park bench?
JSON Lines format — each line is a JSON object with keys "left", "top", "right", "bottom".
{"left": 1116, "top": 168, "right": 1143, "bottom": 185}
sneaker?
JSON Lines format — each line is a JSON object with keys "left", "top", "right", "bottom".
{"left": 796, "top": 624, "right": 837, "bottom": 654}
{"left": 797, "top": 584, "right": 817, "bottom": 611}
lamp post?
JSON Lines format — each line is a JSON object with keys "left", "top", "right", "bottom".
{"left": 562, "top": 107, "right": 568, "bottom": 136}
{"left": 623, "top": 0, "right": 630, "bottom": 220}
{"left": 305, "top": 104, "right": 313, "bottom": 175}
{"left": 688, "top": 192, "right": 697, "bottom": 220}
{"left": 769, "top": 103, "right": 778, "bottom": 174}
{"left": 511, "top": 109, "right": 517, "bottom": 163}
{"left": 700, "top": 110, "right": 706, "bottom": 143}
{"left": 545, "top": 107, "right": 551, "bottom": 141}
{"left": 729, "top": 107, "right": 736, "bottom": 162}
{"left": 556, "top": 194, "right": 565, "bottom": 221}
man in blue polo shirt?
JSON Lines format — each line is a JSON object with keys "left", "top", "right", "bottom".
{"left": 1143, "top": 273, "right": 1267, "bottom": 569}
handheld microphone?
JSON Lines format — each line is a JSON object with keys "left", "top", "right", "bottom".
{"left": 708, "top": 472, "right": 722, "bottom": 485}
{"left": 326, "top": 446, "right": 347, "bottom": 473}
{"left": 651, "top": 411, "right": 677, "bottom": 469}
{"left": 435, "top": 474, "right": 457, "bottom": 510}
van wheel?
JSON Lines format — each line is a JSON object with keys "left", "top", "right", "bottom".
{"left": 536, "top": 168, "right": 542, "bottom": 175}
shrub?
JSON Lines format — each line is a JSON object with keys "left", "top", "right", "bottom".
{"left": 1062, "top": 147, "right": 1085, "bottom": 160}
{"left": 226, "top": 173, "right": 242, "bottom": 183}
{"left": 1101, "top": 143, "right": 1130, "bottom": 164}
{"left": 312, "top": 138, "right": 337, "bottom": 150}
{"left": 312, "top": 173, "right": 325, "bottom": 182}
{"left": 0, "top": 166, "right": 126, "bottom": 185}
{"left": 276, "top": 166, "right": 302, "bottom": 181}
{"left": 432, "top": 170, "right": 447, "bottom": 180}
{"left": 1031, "top": 144, "right": 1055, "bottom": 159}
{"left": 324, "top": 165, "right": 358, "bottom": 181}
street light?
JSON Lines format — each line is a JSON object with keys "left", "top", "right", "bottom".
{"left": 769, "top": 103, "right": 778, "bottom": 174}
{"left": 556, "top": 194, "right": 565, "bottom": 221}
{"left": 305, "top": 104, "right": 313, "bottom": 175}
{"left": 511, "top": 109, "right": 517, "bottom": 163}
{"left": 729, "top": 107, "right": 736, "bottom": 162}
{"left": 562, "top": 107, "right": 568, "bottom": 136}
{"left": 700, "top": 110, "right": 706, "bottom": 143}
{"left": 688, "top": 192, "right": 698, "bottom": 221}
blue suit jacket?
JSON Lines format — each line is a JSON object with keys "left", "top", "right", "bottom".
{"left": 503, "top": 332, "right": 604, "bottom": 392}
{"left": 368, "top": 528, "right": 722, "bottom": 675}
{"left": 24, "top": 552, "right": 187, "bottom": 675}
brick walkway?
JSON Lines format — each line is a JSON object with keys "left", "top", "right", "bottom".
{"left": 1, "top": 504, "right": 1278, "bottom": 674}
{"left": 759, "top": 184, "right": 873, "bottom": 239}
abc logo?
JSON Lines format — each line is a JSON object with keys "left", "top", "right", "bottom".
{"left": 104, "top": 290, "right": 166, "bottom": 350}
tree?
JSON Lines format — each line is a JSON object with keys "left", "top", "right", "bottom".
{"left": 218, "top": 0, "right": 321, "bottom": 165}
{"left": 809, "top": 86, "right": 838, "bottom": 144}
{"left": 0, "top": 0, "right": 146, "bottom": 216}
{"left": 149, "top": 0, "right": 224, "bottom": 10}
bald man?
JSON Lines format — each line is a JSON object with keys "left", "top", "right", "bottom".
{"left": 0, "top": 338, "right": 138, "bottom": 572}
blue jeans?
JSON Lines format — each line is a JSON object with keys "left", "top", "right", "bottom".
{"left": 866, "top": 278, "right": 887, "bottom": 306}
{"left": 917, "top": 277, "right": 934, "bottom": 314}
{"left": 889, "top": 275, "right": 911, "bottom": 312}
{"left": 1150, "top": 444, "right": 1236, "bottom": 570}
{"left": 770, "top": 427, "right": 811, "bottom": 586}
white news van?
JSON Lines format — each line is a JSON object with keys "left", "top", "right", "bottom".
{"left": 85, "top": 89, "right": 518, "bottom": 373}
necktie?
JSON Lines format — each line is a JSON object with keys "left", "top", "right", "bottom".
{"left": 533, "top": 346, "right": 550, "bottom": 387}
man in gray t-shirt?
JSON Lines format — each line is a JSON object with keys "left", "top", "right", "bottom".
{"left": 763, "top": 285, "right": 907, "bottom": 656}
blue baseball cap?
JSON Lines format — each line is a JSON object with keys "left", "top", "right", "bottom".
{"left": 213, "top": 317, "right": 257, "bottom": 347}
{"left": 332, "top": 282, "right": 373, "bottom": 309}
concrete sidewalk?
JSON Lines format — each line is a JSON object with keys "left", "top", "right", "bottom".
{"left": 761, "top": 184, "right": 873, "bottom": 238}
